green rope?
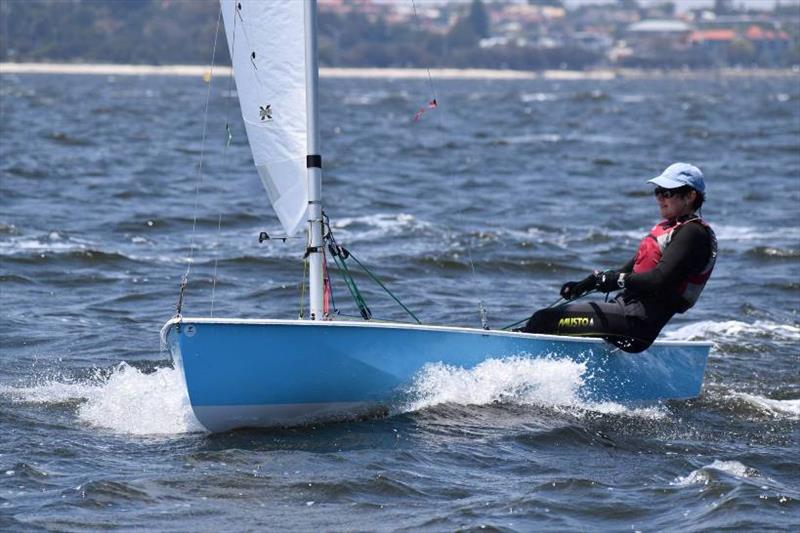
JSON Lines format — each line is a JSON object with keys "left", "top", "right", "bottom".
{"left": 298, "top": 257, "right": 308, "bottom": 319}
{"left": 346, "top": 251, "right": 421, "bottom": 324}
{"left": 321, "top": 211, "right": 419, "bottom": 324}
{"left": 330, "top": 253, "right": 371, "bottom": 320}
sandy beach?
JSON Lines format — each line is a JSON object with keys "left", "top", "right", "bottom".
{"left": 1, "top": 62, "right": 797, "bottom": 80}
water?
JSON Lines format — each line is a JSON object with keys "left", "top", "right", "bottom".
{"left": 1, "top": 71, "right": 799, "bottom": 530}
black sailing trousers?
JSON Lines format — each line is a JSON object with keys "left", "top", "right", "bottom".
{"left": 521, "top": 294, "right": 672, "bottom": 353}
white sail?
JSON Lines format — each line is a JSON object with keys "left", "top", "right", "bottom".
{"left": 221, "top": 0, "right": 308, "bottom": 236}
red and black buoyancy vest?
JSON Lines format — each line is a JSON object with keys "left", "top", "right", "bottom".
{"left": 632, "top": 216, "right": 717, "bottom": 311}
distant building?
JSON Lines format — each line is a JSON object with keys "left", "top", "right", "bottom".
{"left": 572, "top": 31, "right": 613, "bottom": 53}
{"left": 744, "top": 25, "right": 791, "bottom": 64}
{"left": 688, "top": 29, "right": 736, "bottom": 64}
{"left": 688, "top": 23, "right": 792, "bottom": 66}
{"left": 624, "top": 19, "right": 694, "bottom": 63}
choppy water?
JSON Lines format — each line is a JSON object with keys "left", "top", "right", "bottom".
{"left": 1, "top": 71, "right": 799, "bottom": 531}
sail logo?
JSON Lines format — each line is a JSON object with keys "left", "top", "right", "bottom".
{"left": 259, "top": 104, "right": 272, "bottom": 121}
{"left": 558, "top": 316, "right": 595, "bottom": 328}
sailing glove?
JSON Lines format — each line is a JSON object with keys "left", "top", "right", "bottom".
{"left": 597, "top": 270, "right": 626, "bottom": 293}
{"left": 560, "top": 272, "right": 599, "bottom": 300}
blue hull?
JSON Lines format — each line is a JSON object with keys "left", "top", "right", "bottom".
{"left": 162, "top": 318, "right": 709, "bottom": 432}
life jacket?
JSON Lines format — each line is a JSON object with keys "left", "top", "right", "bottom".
{"left": 632, "top": 216, "right": 717, "bottom": 311}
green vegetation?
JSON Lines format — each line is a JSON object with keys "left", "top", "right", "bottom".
{"left": 1, "top": 0, "right": 797, "bottom": 69}
{"left": 1, "top": 0, "right": 222, "bottom": 65}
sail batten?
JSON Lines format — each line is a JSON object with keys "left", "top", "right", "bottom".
{"left": 221, "top": 0, "right": 309, "bottom": 236}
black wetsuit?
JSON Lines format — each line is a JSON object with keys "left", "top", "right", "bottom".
{"left": 522, "top": 218, "right": 713, "bottom": 353}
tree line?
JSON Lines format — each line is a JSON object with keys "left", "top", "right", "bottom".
{"left": 1, "top": 0, "right": 796, "bottom": 70}
{"left": 0, "top": 0, "right": 598, "bottom": 70}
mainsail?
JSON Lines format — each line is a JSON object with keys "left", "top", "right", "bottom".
{"left": 221, "top": 0, "right": 309, "bottom": 236}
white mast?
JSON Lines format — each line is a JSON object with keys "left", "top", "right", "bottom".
{"left": 305, "top": 0, "right": 324, "bottom": 320}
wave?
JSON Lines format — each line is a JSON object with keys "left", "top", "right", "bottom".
{"left": 0, "top": 273, "right": 33, "bottom": 284}
{"left": 46, "top": 131, "right": 94, "bottom": 146}
{"left": 519, "top": 92, "right": 559, "bottom": 103}
{"left": 570, "top": 89, "right": 610, "bottom": 101}
{"left": 618, "top": 94, "right": 650, "bottom": 103}
{"left": 0, "top": 243, "right": 136, "bottom": 266}
{"left": 662, "top": 320, "right": 800, "bottom": 342}
{"left": 3, "top": 462, "right": 52, "bottom": 481}
{"left": 496, "top": 133, "right": 563, "bottom": 145}
{"left": 331, "top": 212, "right": 433, "bottom": 241}
{"left": 671, "top": 460, "right": 759, "bottom": 487}
{"left": 64, "top": 479, "right": 155, "bottom": 507}
{"left": 730, "top": 392, "right": 800, "bottom": 420}
{"left": 0, "top": 232, "right": 92, "bottom": 255}
{"left": 399, "top": 356, "right": 666, "bottom": 420}
{"left": 439, "top": 223, "right": 642, "bottom": 249}
{"left": 5, "top": 166, "right": 49, "bottom": 179}
{"left": 746, "top": 246, "right": 800, "bottom": 259}
{"left": 0, "top": 233, "right": 149, "bottom": 264}
{"left": 497, "top": 224, "right": 800, "bottom": 249}
{"left": 714, "top": 224, "right": 800, "bottom": 242}
{"left": 413, "top": 255, "right": 567, "bottom": 274}
{"left": 493, "top": 132, "right": 639, "bottom": 147}
{"left": 0, "top": 363, "right": 204, "bottom": 436}
{"left": 0, "top": 223, "right": 20, "bottom": 235}
{"left": 0, "top": 233, "right": 217, "bottom": 266}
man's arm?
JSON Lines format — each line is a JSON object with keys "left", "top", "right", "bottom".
{"left": 619, "top": 257, "right": 635, "bottom": 274}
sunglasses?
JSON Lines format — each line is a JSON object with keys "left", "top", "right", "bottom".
{"left": 654, "top": 187, "right": 683, "bottom": 199}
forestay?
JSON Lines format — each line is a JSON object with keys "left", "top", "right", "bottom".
{"left": 221, "top": 0, "right": 309, "bottom": 236}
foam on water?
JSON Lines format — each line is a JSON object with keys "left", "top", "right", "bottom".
{"left": 662, "top": 320, "right": 800, "bottom": 342}
{"left": 500, "top": 133, "right": 563, "bottom": 145}
{"left": 0, "top": 363, "right": 204, "bottom": 436}
{"left": 403, "top": 356, "right": 585, "bottom": 410}
{"left": 519, "top": 92, "right": 559, "bottom": 103}
{"left": 401, "top": 356, "right": 666, "bottom": 420}
{"left": 0, "top": 234, "right": 94, "bottom": 256}
{"left": 671, "top": 460, "right": 759, "bottom": 487}
{"left": 714, "top": 224, "right": 800, "bottom": 242}
{"left": 329, "top": 213, "right": 438, "bottom": 245}
{"left": 732, "top": 392, "right": 800, "bottom": 420}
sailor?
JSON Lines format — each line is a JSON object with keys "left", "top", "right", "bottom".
{"left": 521, "top": 163, "right": 717, "bottom": 353}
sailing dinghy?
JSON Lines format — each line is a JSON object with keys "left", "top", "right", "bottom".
{"left": 161, "top": 0, "right": 710, "bottom": 433}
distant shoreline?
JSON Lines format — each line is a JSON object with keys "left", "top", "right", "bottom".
{"left": 1, "top": 62, "right": 798, "bottom": 80}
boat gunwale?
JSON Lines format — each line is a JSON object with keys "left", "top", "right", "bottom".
{"left": 160, "top": 316, "right": 712, "bottom": 348}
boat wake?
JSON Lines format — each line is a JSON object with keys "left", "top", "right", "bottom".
{"left": 6, "top": 355, "right": 792, "bottom": 437}
{"left": 400, "top": 356, "right": 667, "bottom": 420}
{"left": 0, "top": 363, "right": 203, "bottom": 436}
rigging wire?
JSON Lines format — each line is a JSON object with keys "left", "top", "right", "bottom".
{"left": 175, "top": 3, "right": 223, "bottom": 318}
{"left": 210, "top": 2, "right": 240, "bottom": 317}
{"left": 345, "top": 252, "right": 420, "bottom": 324}
{"left": 209, "top": 213, "right": 223, "bottom": 317}
{"left": 409, "top": 0, "right": 488, "bottom": 329}
{"left": 410, "top": 0, "right": 438, "bottom": 106}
